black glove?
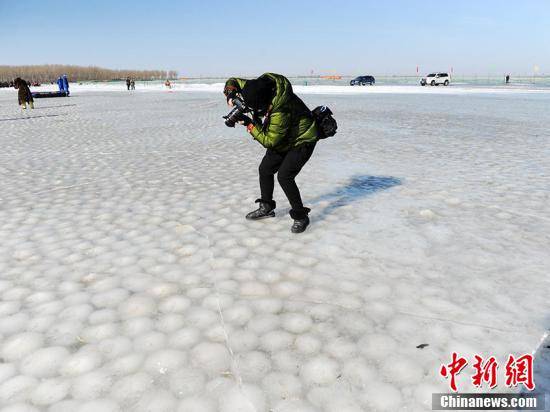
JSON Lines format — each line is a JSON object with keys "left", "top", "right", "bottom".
{"left": 237, "top": 114, "right": 252, "bottom": 126}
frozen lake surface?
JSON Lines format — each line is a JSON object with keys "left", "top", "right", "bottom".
{"left": 0, "top": 89, "right": 549, "bottom": 411}
{"left": 11, "top": 81, "right": 550, "bottom": 95}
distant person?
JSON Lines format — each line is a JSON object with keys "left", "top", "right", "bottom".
{"left": 57, "top": 76, "right": 64, "bottom": 92}
{"left": 14, "top": 78, "right": 34, "bottom": 109}
{"left": 126, "top": 77, "right": 131, "bottom": 90}
{"left": 130, "top": 78, "right": 135, "bottom": 90}
{"left": 505, "top": 74, "right": 510, "bottom": 84}
{"left": 165, "top": 79, "right": 171, "bottom": 89}
{"left": 62, "top": 74, "right": 70, "bottom": 96}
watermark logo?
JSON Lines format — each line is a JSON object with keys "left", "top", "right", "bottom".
{"left": 439, "top": 352, "right": 535, "bottom": 392}
{"left": 434, "top": 353, "right": 544, "bottom": 410}
{"left": 432, "top": 393, "right": 545, "bottom": 410}
{"left": 504, "top": 354, "right": 535, "bottom": 391}
{"left": 440, "top": 352, "right": 469, "bottom": 392}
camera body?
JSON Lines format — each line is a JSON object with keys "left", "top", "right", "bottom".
{"left": 223, "top": 97, "right": 248, "bottom": 127}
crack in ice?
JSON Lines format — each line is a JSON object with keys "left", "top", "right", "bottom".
{"left": 177, "top": 223, "right": 258, "bottom": 412}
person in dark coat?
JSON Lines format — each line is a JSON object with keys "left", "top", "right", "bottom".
{"left": 57, "top": 76, "right": 64, "bottom": 92}
{"left": 14, "top": 78, "right": 34, "bottom": 109}
{"left": 126, "top": 77, "right": 131, "bottom": 90}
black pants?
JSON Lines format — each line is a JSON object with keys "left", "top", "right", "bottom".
{"left": 258, "top": 142, "right": 316, "bottom": 219}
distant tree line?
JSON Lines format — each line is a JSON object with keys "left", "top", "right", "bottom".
{"left": 0, "top": 65, "right": 178, "bottom": 83}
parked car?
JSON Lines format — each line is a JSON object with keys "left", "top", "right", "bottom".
{"left": 350, "top": 75, "right": 375, "bottom": 86}
{"left": 420, "top": 73, "right": 450, "bottom": 86}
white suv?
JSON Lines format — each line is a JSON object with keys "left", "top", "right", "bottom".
{"left": 420, "top": 73, "right": 450, "bottom": 86}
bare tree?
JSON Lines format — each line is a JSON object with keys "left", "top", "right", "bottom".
{"left": 0, "top": 65, "right": 179, "bottom": 83}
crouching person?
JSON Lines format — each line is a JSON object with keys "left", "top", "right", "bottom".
{"left": 14, "top": 78, "right": 34, "bottom": 109}
{"left": 224, "top": 73, "right": 319, "bottom": 233}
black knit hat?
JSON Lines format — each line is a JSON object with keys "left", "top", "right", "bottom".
{"left": 241, "top": 76, "right": 275, "bottom": 110}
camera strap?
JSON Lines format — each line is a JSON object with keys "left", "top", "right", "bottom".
{"left": 260, "top": 107, "right": 272, "bottom": 132}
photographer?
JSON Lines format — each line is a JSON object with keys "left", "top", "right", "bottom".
{"left": 224, "top": 73, "right": 318, "bottom": 233}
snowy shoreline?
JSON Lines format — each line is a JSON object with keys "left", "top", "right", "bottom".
{"left": 3, "top": 82, "right": 550, "bottom": 96}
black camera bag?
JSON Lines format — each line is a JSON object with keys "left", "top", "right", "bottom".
{"left": 311, "top": 105, "right": 337, "bottom": 139}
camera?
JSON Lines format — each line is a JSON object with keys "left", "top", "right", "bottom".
{"left": 223, "top": 97, "right": 248, "bottom": 127}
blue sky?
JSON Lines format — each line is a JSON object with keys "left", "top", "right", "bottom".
{"left": 1, "top": 0, "right": 549, "bottom": 76}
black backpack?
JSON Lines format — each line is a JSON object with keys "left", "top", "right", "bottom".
{"left": 312, "top": 105, "right": 337, "bottom": 139}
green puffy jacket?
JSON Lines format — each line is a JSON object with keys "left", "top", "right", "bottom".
{"left": 224, "top": 73, "right": 318, "bottom": 152}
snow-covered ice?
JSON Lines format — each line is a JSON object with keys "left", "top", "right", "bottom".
{"left": 0, "top": 87, "right": 549, "bottom": 411}
{"left": 5, "top": 80, "right": 550, "bottom": 96}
